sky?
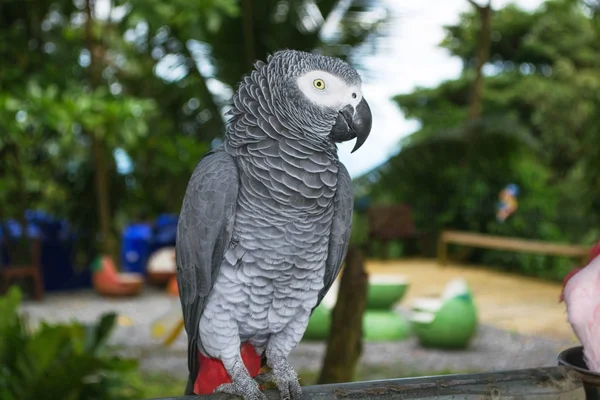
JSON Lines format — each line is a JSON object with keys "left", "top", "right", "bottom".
{"left": 337, "top": 0, "right": 546, "bottom": 178}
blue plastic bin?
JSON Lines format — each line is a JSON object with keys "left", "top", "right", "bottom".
{"left": 121, "top": 223, "right": 152, "bottom": 275}
{"left": 1, "top": 211, "right": 91, "bottom": 292}
{"left": 150, "top": 214, "right": 178, "bottom": 254}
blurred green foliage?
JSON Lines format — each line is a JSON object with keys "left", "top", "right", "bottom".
{"left": 359, "top": 0, "right": 600, "bottom": 280}
{"left": 0, "top": 286, "right": 142, "bottom": 400}
{"left": 0, "top": 0, "right": 388, "bottom": 261}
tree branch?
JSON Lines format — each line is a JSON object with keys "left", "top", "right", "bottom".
{"left": 85, "top": 0, "right": 118, "bottom": 261}
{"left": 466, "top": 0, "right": 492, "bottom": 9}
{"left": 318, "top": 246, "right": 368, "bottom": 384}
{"left": 467, "top": 0, "right": 492, "bottom": 121}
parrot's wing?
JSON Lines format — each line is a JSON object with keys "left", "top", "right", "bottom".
{"left": 314, "top": 162, "right": 353, "bottom": 311}
{"left": 176, "top": 147, "right": 239, "bottom": 389}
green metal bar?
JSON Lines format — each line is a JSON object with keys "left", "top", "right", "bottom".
{"left": 147, "top": 366, "right": 586, "bottom": 400}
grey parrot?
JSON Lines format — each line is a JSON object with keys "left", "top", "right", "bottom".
{"left": 176, "top": 49, "right": 372, "bottom": 400}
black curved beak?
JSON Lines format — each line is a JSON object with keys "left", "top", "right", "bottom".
{"left": 328, "top": 97, "right": 373, "bottom": 153}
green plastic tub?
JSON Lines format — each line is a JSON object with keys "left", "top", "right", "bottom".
{"left": 363, "top": 311, "right": 411, "bottom": 341}
{"left": 367, "top": 274, "right": 410, "bottom": 310}
{"left": 411, "top": 295, "right": 478, "bottom": 349}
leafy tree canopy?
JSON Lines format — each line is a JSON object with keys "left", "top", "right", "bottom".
{"left": 0, "top": 0, "right": 388, "bottom": 261}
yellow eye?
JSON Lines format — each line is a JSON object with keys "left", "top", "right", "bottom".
{"left": 313, "top": 79, "right": 326, "bottom": 90}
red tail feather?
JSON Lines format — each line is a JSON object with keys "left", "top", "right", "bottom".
{"left": 194, "top": 343, "right": 262, "bottom": 395}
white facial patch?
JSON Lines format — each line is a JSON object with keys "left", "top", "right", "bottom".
{"left": 296, "top": 70, "right": 362, "bottom": 110}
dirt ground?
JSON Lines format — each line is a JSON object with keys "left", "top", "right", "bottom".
{"left": 366, "top": 258, "right": 578, "bottom": 343}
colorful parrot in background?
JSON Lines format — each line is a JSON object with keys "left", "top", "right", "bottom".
{"left": 175, "top": 50, "right": 372, "bottom": 400}
{"left": 560, "top": 240, "right": 600, "bottom": 373}
{"left": 496, "top": 183, "right": 519, "bottom": 223}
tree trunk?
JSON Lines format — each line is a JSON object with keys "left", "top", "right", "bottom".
{"left": 91, "top": 135, "right": 118, "bottom": 259}
{"left": 467, "top": 0, "right": 492, "bottom": 121}
{"left": 241, "top": 0, "right": 256, "bottom": 69}
{"left": 5, "top": 144, "right": 28, "bottom": 232}
{"left": 317, "top": 246, "right": 368, "bottom": 384}
{"left": 85, "top": 0, "right": 118, "bottom": 262}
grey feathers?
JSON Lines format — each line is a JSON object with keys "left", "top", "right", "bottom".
{"left": 317, "top": 163, "right": 353, "bottom": 309}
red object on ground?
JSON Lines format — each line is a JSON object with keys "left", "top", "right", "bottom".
{"left": 91, "top": 255, "right": 144, "bottom": 297}
{"left": 194, "top": 342, "right": 262, "bottom": 395}
{"left": 167, "top": 275, "right": 179, "bottom": 297}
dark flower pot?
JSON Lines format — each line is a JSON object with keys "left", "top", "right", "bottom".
{"left": 558, "top": 346, "right": 600, "bottom": 400}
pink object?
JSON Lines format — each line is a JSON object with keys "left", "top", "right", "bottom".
{"left": 561, "top": 241, "right": 600, "bottom": 373}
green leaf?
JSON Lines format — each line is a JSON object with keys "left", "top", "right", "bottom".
{"left": 84, "top": 312, "right": 118, "bottom": 352}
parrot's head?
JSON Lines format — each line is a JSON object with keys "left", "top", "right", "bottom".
{"left": 265, "top": 50, "right": 372, "bottom": 153}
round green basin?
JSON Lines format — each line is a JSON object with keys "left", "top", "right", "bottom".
{"left": 363, "top": 311, "right": 411, "bottom": 341}
{"left": 367, "top": 275, "right": 410, "bottom": 310}
{"left": 411, "top": 297, "right": 478, "bottom": 349}
{"left": 303, "top": 304, "right": 331, "bottom": 341}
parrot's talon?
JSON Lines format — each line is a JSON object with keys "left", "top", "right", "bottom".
{"left": 269, "top": 360, "right": 303, "bottom": 400}
{"left": 254, "top": 371, "right": 274, "bottom": 385}
{"left": 215, "top": 377, "right": 267, "bottom": 400}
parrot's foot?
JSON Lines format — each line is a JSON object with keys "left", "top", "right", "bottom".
{"left": 215, "top": 375, "right": 267, "bottom": 400}
{"left": 269, "top": 360, "right": 303, "bottom": 400}
{"left": 254, "top": 371, "right": 273, "bottom": 385}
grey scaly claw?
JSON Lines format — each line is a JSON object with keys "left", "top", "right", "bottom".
{"left": 254, "top": 371, "right": 274, "bottom": 385}
{"left": 271, "top": 361, "right": 303, "bottom": 400}
{"left": 215, "top": 375, "right": 267, "bottom": 400}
